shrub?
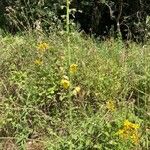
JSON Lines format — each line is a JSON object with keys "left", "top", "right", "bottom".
{"left": 0, "top": 0, "right": 65, "bottom": 33}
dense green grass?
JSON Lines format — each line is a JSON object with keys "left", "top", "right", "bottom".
{"left": 0, "top": 31, "right": 149, "bottom": 149}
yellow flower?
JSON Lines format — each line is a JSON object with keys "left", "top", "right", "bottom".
{"left": 117, "top": 120, "right": 140, "bottom": 144}
{"left": 124, "top": 120, "right": 139, "bottom": 130}
{"left": 106, "top": 100, "right": 116, "bottom": 111}
{"left": 117, "top": 129, "right": 124, "bottom": 135}
{"left": 73, "top": 86, "right": 81, "bottom": 95}
{"left": 117, "top": 129, "right": 128, "bottom": 139}
{"left": 34, "top": 59, "right": 43, "bottom": 65}
{"left": 131, "top": 132, "right": 139, "bottom": 144}
{"left": 124, "top": 120, "right": 132, "bottom": 129}
{"left": 69, "top": 64, "right": 78, "bottom": 74}
{"left": 60, "top": 79, "right": 70, "bottom": 89}
{"left": 130, "top": 123, "right": 140, "bottom": 129}
{"left": 37, "top": 42, "right": 48, "bottom": 53}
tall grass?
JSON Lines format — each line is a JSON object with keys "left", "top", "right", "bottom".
{"left": 0, "top": 31, "right": 149, "bottom": 149}
{"left": 0, "top": 1, "right": 149, "bottom": 149}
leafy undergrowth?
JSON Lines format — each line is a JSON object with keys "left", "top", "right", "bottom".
{"left": 0, "top": 31, "right": 149, "bottom": 150}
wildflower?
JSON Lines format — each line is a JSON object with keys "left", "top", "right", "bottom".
{"left": 130, "top": 132, "right": 139, "bottom": 144}
{"left": 130, "top": 123, "right": 140, "bottom": 130}
{"left": 69, "top": 64, "right": 78, "bottom": 74}
{"left": 124, "top": 120, "right": 139, "bottom": 130}
{"left": 117, "top": 129, "right": 128, "bottom": 139}
{"left": 73, "top": 86, "right": 81, "bottom": 96}
{"left": 34, "top": 59, "right": 43, "bottom": 65}
{"left": 60, "top": 79, "right": 70, "bottom": 89}
{"left": 37, "top": 42, "right": 48, "bottom": 53}
{"left": 117, "top": 120, "right": 140, "bottom": 144}
{"left": 117, "top": 129, "right": 124, "bottom": 135}
{"left": 106, "top": 100, "right": 116, "bottom": 111}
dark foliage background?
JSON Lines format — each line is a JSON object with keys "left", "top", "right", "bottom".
{"left": 0, "top": 0, "right": 65, "bottom": 33}
{"left": 0, "top": 0, "right": 150, "bottom": 41}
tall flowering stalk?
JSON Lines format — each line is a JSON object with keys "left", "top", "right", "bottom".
{"left": 66, "top": 2, "right": 73, "bottom": 149}
{"left": 66, "top": 0, "right": 71, "bottom": 67}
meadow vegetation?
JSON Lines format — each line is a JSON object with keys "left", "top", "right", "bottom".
{"left": 0, "top": 30, "right": 149, "bottom": 149}
{"left": 0, "top": 0, "right": 150, "bottom": 149}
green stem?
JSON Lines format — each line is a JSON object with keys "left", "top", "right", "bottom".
{"left": 66, "top": 0, "right": 71, "bottom": 66}
{"left": 66, "top": 1, "right": 73, "bottom": 149}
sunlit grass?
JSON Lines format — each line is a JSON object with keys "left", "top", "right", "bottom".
{"left": 0, "top": 31, "right": 149, "bottom": 149}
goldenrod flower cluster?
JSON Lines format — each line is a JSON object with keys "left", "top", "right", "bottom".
{"left": 106, "top": 100, "right": 116, "bottom": 111}
{"left": 37, "top": 42, "right": 49, "bottom": 53}
{"left": 60, "top": 64, "right": 80, "bottom": 93}
{"left": 69, "top": 64, "right": 78, "bottom": 74}
{"left": 60, "top": 79, "right": 70, "bottom": 89}
{"left": 34, "top": 42, "right": 49, "bottom": 66}
{"left": 117, "top": 120, "right": 140, "bottom": 144}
